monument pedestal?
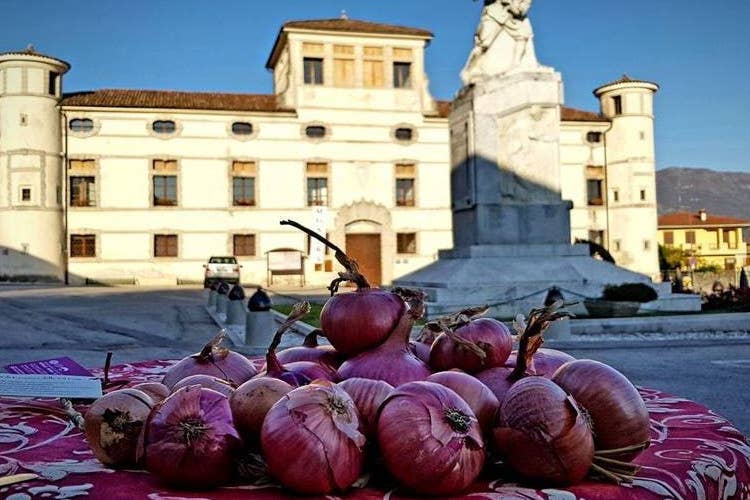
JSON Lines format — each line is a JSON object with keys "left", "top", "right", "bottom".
{"left": 395, "top": 68, "right": 700, "bottom": 317}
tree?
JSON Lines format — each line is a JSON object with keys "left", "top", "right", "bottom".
{"left": 658, "top": 244, "right": 689, "bottom": 270}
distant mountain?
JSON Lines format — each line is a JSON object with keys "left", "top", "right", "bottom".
{"left": 656, "top": 167, "right": 750, "bottom": 224}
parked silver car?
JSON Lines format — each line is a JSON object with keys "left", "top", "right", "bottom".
{"left": 203, "top": 256, "right": 241, "bottom": 287}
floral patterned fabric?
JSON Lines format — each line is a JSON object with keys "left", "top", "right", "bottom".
{"left": 1, "top": 359, "right": 749, "bottom": 500}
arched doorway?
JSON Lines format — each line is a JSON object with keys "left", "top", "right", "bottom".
{"left": 345, "top": 220, "right": 383, "bottom": 286}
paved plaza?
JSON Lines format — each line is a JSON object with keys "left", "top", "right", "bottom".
{"left": 0, "top": 284, "right": 748, "bottom": 435}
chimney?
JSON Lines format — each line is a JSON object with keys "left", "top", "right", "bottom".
{"left": 699, "top": 209, "right": 707, "bottom": 222}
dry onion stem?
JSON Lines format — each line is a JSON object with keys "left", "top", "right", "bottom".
{"left": 280, "top": 219, "right": 369, "bottom": 294}
{"left": 509, "top": 300, "right": 571, "bottom": 382}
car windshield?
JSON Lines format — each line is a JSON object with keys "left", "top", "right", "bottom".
{"left": 209, "top": 257, "right": 237, "bottom": 264}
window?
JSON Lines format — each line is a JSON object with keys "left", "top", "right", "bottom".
{"left": 154, "top": 234, "right": 178, "bottom": 257}
{"left": 395, "top": 127, "right": 414, "bottom": 142}
{"left": 644, "top": 240, "right": 651, "bottom": 251}
{"left": 725, "top": 257, "right": 736, "bottom": 271}
{"left": 397, "top": 233, "right": 417, "bottom": 254}
{"left": 152, "top": 120, "right": 176, "bottom": 134}
{"left": 306, "top": 162, "right": 329, "bottom": 206}
{"left": 395, "top": 163, "right": 416, "bottom": 207}
{"left": 612, "top": 95, "right": 623, "bottom": 115}
{"left": 586, "top": 131, "right": 602, "bottom": 143}
{"left": 70, "top": 234, "right": 96, "bottom": 257}
{"left": 153, "top": 176, "right": 177, "bottom": 206}
{"left": 663, "top": 231, "right": 674, "bottom": 246}
{"left": 685, "top": 231, "right": 696, "bottom": 245}
{"left": 393, "top": 62, "right": 412, "bottom": 88}
{"left": 232, "top": 177, "right": 255, "bottom": 206}
{"left": 613, "top": 240, "right": 621, "bottom": 252}
{"left": 303, "top": 58, "right": 324, "bottom": 85}
{"left": 231, "top": 122, "right": 253, "bottom": 136}
{"left": 69, "top": 118, "right": 94, "bottom": 133}
{"left": 613, "top": 189, "right": 619, "bottom": 202}
{"left": 723, "top": 230, "right": 738, "bottom": 249}
{"left": 640, "top": 189, "right": 646, "bottom": 201}
{"left": 20, "top": 187, "right": 31, "bottom": 202}
{"left": 363, "top": 46, "right": 384, "bottom": 88}
{"left": 233, "top": 234, "right": 256, "bottom": 256}
{"left": 70, "top": 176, "right": 96, "bottom": 206}
{"left": 305, "top": 125, "right": 326, "bottom": 139}
{"left": 48, "top": 71, "right": 59, "bottom": 95}
{"left": 588, "top": 230, "right": 604, "bottom": 246}
{"left": 333, "top": 45, "right": 354, "bottom": 87}
{"left": 587, "top": 179, "right": 603, "bottom": 206}
{"left": 231, "top": 161, "right": 256, "bottom": 206}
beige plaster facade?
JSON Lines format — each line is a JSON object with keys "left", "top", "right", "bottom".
{"left": 0, "top": 19, "right": 660, "bottom": 286}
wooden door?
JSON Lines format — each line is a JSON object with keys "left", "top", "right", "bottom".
{"left": 345, "top": 233, "right": 382, "bottom": 286}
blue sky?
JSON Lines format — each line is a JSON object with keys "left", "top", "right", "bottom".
{"left": 2, "top": 0, "right": 748, "bottom": 172}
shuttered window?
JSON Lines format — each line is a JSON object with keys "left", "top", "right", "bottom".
{"left": 70, "top": 234, "right": 96, "bottom": 257}
{"left": 233, "top": 234, "right": 256, "bottom": 256}
{"left": 154, "top": 235, "right": 178, "bottom": 257}
{"left": 363, "top": 47, "right": 384, "bottom": 88}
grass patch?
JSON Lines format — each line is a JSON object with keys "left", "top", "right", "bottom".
{"left": 273, "top": 303, "right": 324, "bottom": 329}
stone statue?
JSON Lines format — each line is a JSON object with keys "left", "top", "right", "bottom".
{"left": 461, "top": 0, "right": 538, "bottom": 84}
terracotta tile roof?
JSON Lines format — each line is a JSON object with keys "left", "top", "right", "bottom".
{"left": 594, "top": 74, "right": 659, "bottom": 95}
{"left": 658, "top": 211, "right": 750, "bottom": 228}
{"left": 281, "top": 18, "right": 433, "bottom": 38}
{"left": 61, "top": 89, "right": 291, "bottom": 113}
{"left": 0, "top": 47, "right": 70, "bottom": 69}
{"left": 435, "top": 100, "right": 451, "bottom": 118}
{"left": 560, "top": 105, "right": 609, "bottom": 123}
{"left": 267, "top": 18, "right": 432, "bottom": 68}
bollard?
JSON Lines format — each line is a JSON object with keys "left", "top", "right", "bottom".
{"left": 207, "top": 281, "right": 219, "bottom": 309}
{"left": 543, "top": 286, "right": 572, "bottom": 340}
{"left": 226, "top": 284, "right": 246, "bottom": 326}
{"left": 216, "top": 281, "right": 230, "bottom": 319}
{"left": 245, "top": 287, "right": 275, "bottom": 347}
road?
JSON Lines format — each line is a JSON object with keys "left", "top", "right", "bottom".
{"left": 0, "top": 285, "right": 748, "bottom": 435}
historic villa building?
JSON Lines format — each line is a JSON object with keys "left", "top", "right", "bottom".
{"left": 0, "top": 17, "right": 660, "bottom": 286}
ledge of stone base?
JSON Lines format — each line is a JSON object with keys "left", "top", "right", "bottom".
{"left": 440, "top": 243, "right": 590, "bottom": 259}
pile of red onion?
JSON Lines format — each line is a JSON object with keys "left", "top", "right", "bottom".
{"left": 81, "top": 220, "right": 654, "bottom": 494}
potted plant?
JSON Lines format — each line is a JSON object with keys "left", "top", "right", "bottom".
{"left": 584, "top": 283, "right": 658, "bottom": 318}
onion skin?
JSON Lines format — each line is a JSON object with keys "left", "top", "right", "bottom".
{"left": 131, "top": 382, "right": 169, "bottom": 404}
{"left": 172, "top": 374, "right": 235, "bottom": 398}
{"left": 321, "top": 288, "right": 405, "bottom": 356}
{"left": 430, "top": 318, "right": 513, "bottom": 374}
{"left": 276, "top": 331, "right": 342, "bottom": 368}
{"left": 475, "top": 365, "right": 516, "bottom": 403}
{"left": 261, "top": 380, "right": 365, "bottom": 494}
{"left": 338, "top": 290, "right": 431, "bottom": 386}
{"left": 552, "top": 359, "right": 650, "bottom": 460}
{"left": 377, "top": 381, "right": 485, "bottom": 495}
{"left": 427, "top": 371, "right": 499, "bottom": 434}
{"left": 338, "top": 378, "right": 393, "bottom": 439}
{"left": 145, "top": 386, "right": 242, "bottom": 489}
{"left": 84, "top": 388, "right": 154, "bottom": 467}
{"left": 492, "top": 377, "right": 594, "bottom": 486}
{"left": 259, "top": 359, "right": 338, "bottom": 387}
{"left": 230, "top": 377, "right": 293, "bottom": 442}
{"left": 162, "top": 334, "right": 257, "bottom": 389}
{"left": 409, "top": 340, "right": 432, "bottom": 364}
{"left": 524, "top": 348, "right": 576, "bottom": 377}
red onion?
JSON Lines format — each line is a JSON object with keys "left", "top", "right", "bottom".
{"left": 430, "top": 315, "right": 513, "bottom": 373}
{"left": 409, "top": 340, "right": 432, "bottom": 364}
{"left": 256, "top": 302, "right": 338, "bottom": 386}
{"left": 492, "top": 377, "right": 594, "bottom": 486}
{"left": 377, "top": 381, "right": 485, "bottom": 495}
{"left": 230, "top": 377, "right": 293, "bottom": 442}
{"left": 280, "top": 219, "right": 405, "bottom": 356}
{"left": 145, "top": 385, "right": 241, "bottom": 489}
{"left": 338, "top": 378, "right": 393, "bottom": 439}
{"left": 172, "top": 374, "right": 235, "bottom": 398}
{"left": 338, "top": 288, "right": 432, "bottom": 386}
{"left": 476, "top": 302, "right": 571, "bottom": 402}
{"left": 276, "top": 329, "right": 342, "bottom": 368}
{"left": 261, "top": 379, "right": 365, "bottom": 494}
{"left": 427, "top": 370, "right": 499, "bottom": 434}
{"left": 506, "top": 348, "right": 576, "bottom": 377}
{"left": 84, "top": 388, "right": 154, "bottom": 467}
{"left": 552, "top": 359, "right": 650, "bottom": 481}
{"left": 162, "top": 331, "right": 257, "bottom": 389}
{"left": 131, "top": 382, "right": 169, "bottom": 404}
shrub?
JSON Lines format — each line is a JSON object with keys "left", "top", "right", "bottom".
{"left": 602, "top": 283, "right": 658, "bottom": 303}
